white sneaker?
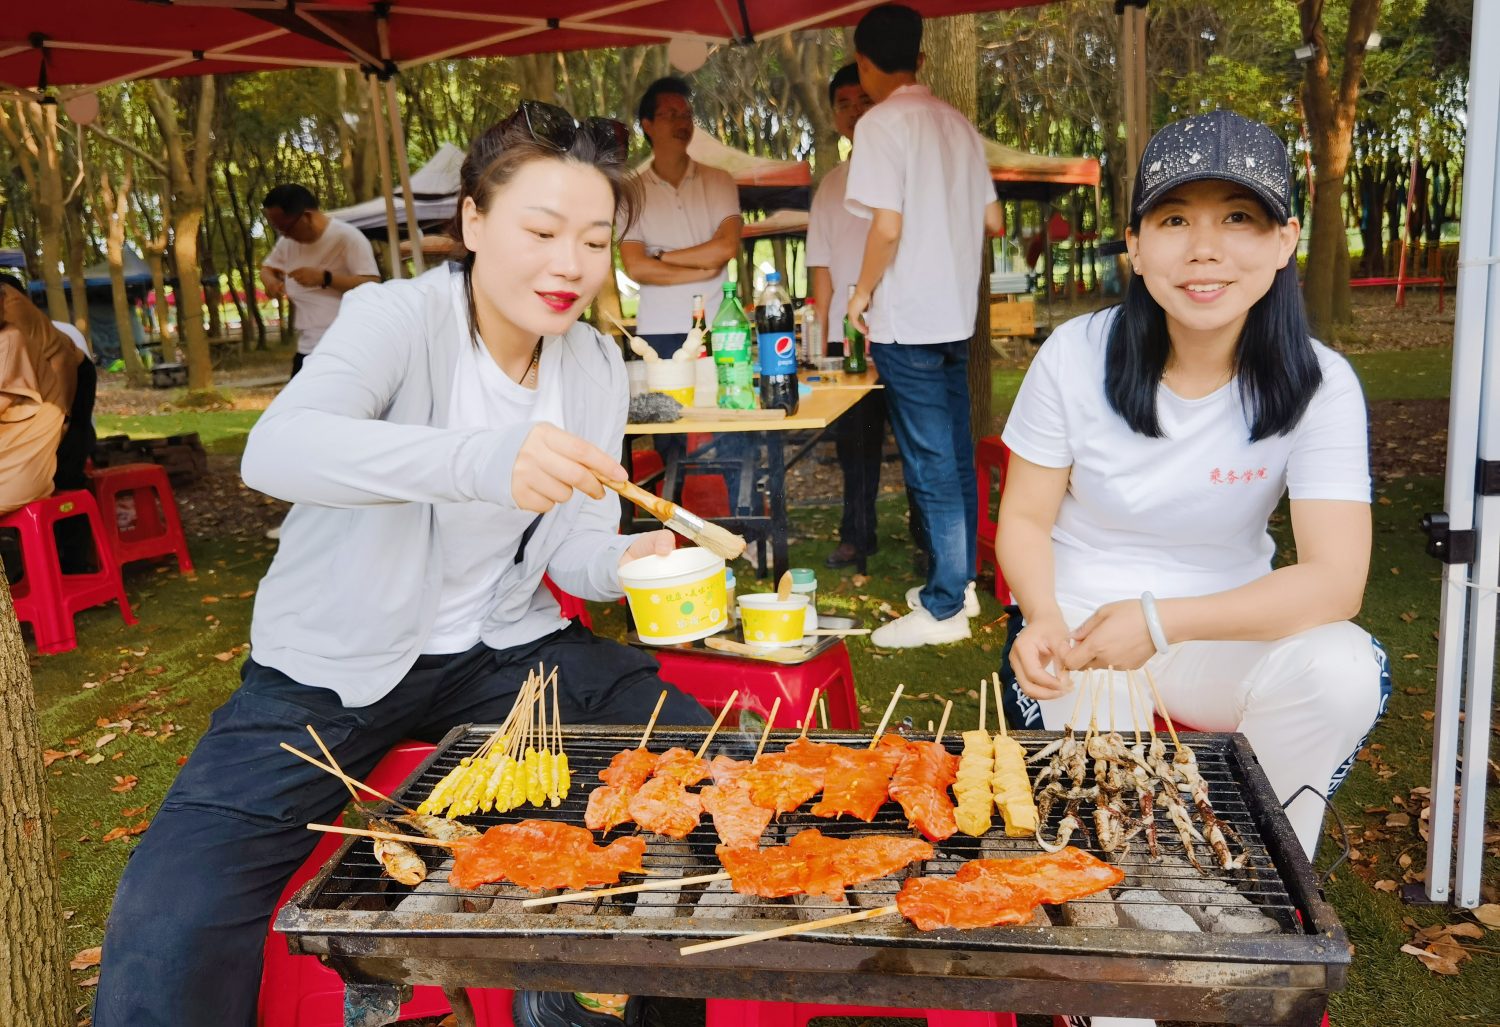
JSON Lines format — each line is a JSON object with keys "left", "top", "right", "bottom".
{"left": 871, "top": 607, "right": 972, "bottom": 648}
{"left": 906, "top": 581, "right": 980, "bottom": 618}
{"left": 265, "top": 523, "right": 281, "bottom": 541}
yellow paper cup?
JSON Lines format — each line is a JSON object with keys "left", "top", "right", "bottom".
{"left": 644, "top": 358, "right": 695, "bottom": 407}
{"left": 619, "top": 547, "right": 727, "bottom": 645}
{"left": 737, "top": 593, "right": 812, "bottom": 648}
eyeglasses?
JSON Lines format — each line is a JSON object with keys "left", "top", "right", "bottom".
{"left": 264, "top": 208, "right": 309, "bottom": 237}
{"left": 500, "top": 100, "right": 629, "bottom": 163}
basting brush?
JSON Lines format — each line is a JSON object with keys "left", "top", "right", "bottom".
{"left": 596, "top": 473, "right": 747, "bottom": 562}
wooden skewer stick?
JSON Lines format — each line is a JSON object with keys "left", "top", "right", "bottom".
{"left": 680, "top": 903, "right": 900, "bottom": 956}
{"left": 804, "top": 628, "right": 871, "bottom": 636}
{"left": 799, "top": 688, "right": 821, "bottom": 739}
{"left": 934, "top": 700, "right": 953, "bottom": 744}
{"left": 281, "top": 742, "right": 418, "bottom": 815}
{"left": 1124, "top": 670, "right": 1142, "bottom": 746}
{"left": 521, "top": 871, "right": 729, "bottom": 907}
{"left": 695, "top": 690, "right": 740, "bottom": 759}
{"left": 305, "top": 724, "right": 362, "bottom": 807}
{"left": 1067, "top": 671, "right": 1089, "bottom": 730}
{"left": 1127, "top": 670, "right": 1157, "bottom": 744}
{"left": 753, "top": 697, "right": 781, "bottom": 762}
{"left": 991, "top": 672, "right": 1007, "bottom": 738}
{"left": 868, "top": 684, "right": 904, "bottom": 747}
{"left": 638, "top": 691, "right": 668, "bottom": 749}
{"left": 818, "top": 694, "right": 829, "bottom": 731}
{"left": 1142, "top": 668, "right": 1182, "bottom": 753}
{"left": 1107, "top": 667, "right": 1116, "bottom": 734}
{"left": 978, "top": 676, "right": 987, "bottom": 734}
{"left": 307, "top": 822, "right": 455, "bottom": 847}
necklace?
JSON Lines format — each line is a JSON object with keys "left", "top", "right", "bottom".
{"left": 522, "top": 339, "right": 542, "bottom": 389}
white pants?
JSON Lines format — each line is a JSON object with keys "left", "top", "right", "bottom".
{"left": 1028, "top": 613, "right": 1388, "bottom": 859}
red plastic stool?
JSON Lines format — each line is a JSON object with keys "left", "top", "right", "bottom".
{"left": 975, "top": 436, "right": 1010, "bottom": 603}
{"left": 709, "top": 999, "right": 1014, "bottom": 1027}
{"left": 653, "top": 641, "right": 860, "bottom": 729}
{"left": 1, "top": 490, "right": 136, "bottom": 654}
{"left": 259, "top": 740, "right": 513, "bottom": 1026}
{"left": 544, "top": 575, "right": 594, "bottom": 629}
{"left": 632, "top": 448, "right": 665, "bottom": 496}
{"left": 86, "top": 462, "right": 194, "bottom": 574}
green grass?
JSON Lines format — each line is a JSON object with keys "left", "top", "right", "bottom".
{"left": 1347, "top": 348, "right": 1453, "bottom": 402}
{"left": 96, "top": 411, "right": 262, "bottom": 456}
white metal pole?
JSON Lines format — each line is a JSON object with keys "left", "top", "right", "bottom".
{"left": 1423, "top": 0, "right": 1499, "bottom": 906}
{"left": 384, "top": 75, "right": 427, "bottom": 274}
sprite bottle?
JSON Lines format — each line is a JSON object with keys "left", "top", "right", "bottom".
{"left": 711, "top": 281, "right": 755, "bottom": 410}
{"left": 841, "top": 284, "right": 868, "bottom": 374}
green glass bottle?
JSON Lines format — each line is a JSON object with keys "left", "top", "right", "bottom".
{"left": 841, "top": 284, "right": 867, "bottom": 375}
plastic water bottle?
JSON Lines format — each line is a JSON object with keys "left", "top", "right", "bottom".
{"left": 711, "top": 282, "right": 755, "bottom": 410}
{"left": 800, "top": 299, "right": 823, "bottom": 365}
{"left": 755, "top": 272, "right": 799, "bottom": 415}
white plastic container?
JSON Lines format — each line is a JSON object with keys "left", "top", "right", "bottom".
{"left": 644, "top": 358, "right": 695, "bottom": 407}
{"left": 693, "top": 355, "right": 717, "bottom": 406}
{"left": 619, "top": 547, "right": 727, "bottom": 645}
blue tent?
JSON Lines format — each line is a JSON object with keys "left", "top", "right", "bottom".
{"left": 19, "top": 248, "right": 152, "bottom": 363}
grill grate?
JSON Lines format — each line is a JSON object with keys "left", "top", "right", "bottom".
{"left": 307, "top": 726, "right": 1305, "bottom": 936}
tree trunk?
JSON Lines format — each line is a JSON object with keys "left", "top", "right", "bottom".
{"left": 147, "top": 76, "right": 217, "bottom": 391}
{"left": 98, "top": 160, "right": 147, "bottom": 383}
{"left": 64, "top": 196, "right": 91, "bottom": 337}
{"left": 0, "top": 573, "right": 74, "bottom": 1027}
{"left": 221, "top": 163, "right": 267, "bottom": 347}
{"left": 1297, "top": 0, "right": 1383, "bottom": 335}
{"left": 0, "top": 101, "right": 71, "bottom": 321}
{"left": 923, "top": 14, "right": 991, "bottom": 441}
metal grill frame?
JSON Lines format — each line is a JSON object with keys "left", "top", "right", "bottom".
{"left": 275, "top": 725, "right": 1349, "bottom": 1027}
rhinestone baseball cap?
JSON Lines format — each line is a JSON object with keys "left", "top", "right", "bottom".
{"left": 1130, "top": 110, "right": 1292, "bottom": 224}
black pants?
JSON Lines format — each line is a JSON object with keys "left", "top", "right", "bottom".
{"left": 832, "top": 389, "right": 925, "bottom": 558}
{"left": 54, "top": 359, "right": 98, "bottom": 573}
{"left": 290, "top": 351, "right": 307, "bottom": 378}
{"left": 94, "top": 621, "right": 711, "bottom": 1027}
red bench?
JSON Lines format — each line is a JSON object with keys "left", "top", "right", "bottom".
{"left": 1347, "top": 275, "right": 1446, "bottom": 311}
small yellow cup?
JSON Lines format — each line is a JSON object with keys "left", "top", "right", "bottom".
{"left": 619, "top": 547, "right": 727, "bottom": 645}
{"left": 737, "top": 593, "right": 811, "bottom": 648}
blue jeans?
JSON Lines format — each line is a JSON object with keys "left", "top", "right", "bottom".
{"left": 872, "top": 340, "right": 977, "bottom": 620}
{"left": 93, "top": 622, "right": 710, "bottom": 1027}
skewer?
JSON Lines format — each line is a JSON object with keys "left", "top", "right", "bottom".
{"left": 868, "top": 684, "right": 904, "bottom": 748}
{"left": 1124, "top": 670, "right": 1142, "bottom": 746}
{"left": 799, "top": 688, "right": 821, "bottom": 739}
{"left": 304, "top": 724, "right": 362, "bottom": 807}
{"left": 1141, "top": 668, "right": 1182, "bottom": 753}
{"left": 521, "top": 871, "right": 729, "bottom": 907}
{"left": 818, "top": 694, "right": 829, "bottom": 731}
{"left": 753, "top": 698, "right": 781, "bottom": 762}
{"left": 280, "top": 742, "right": 418, "bottom": 815}
{"left": 934, "top": 700, "right": 953, "bottom": 744}
{"left": 308, "top": 822, "right": 455, "bottom": 847}
{"left": 1067, "top": 671, "right": 1089, "bottom": 729}
{"left": 1128, "top": 671, "right": 1158, "bottom": 744}
{"left": 1107, "top": 668, "right": 1116, "bottom": 734}
{"left": 928, "top": 721, "right": 934, "bottom": 734}
{"left": 638, "top": 691, "right": 668, "bottom": 749}
{"left": 694, "top": 690, "right": 740, "bottom": 759}
{"left": 991, "top": 672, "right": 1007, "bottom": 738}
{"left": 680, "top": 903, "right": 899, "bottom": 956}
{"left": 978, "top": 675, "right": 987, "bottom": 733}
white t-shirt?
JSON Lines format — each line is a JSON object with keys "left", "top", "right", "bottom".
{"left": 52, "top": 320, "right": 91, "bottom": 358}
{"left": 424, "top": 273, "right": 568, "bottom": 654}
{"left": 806, "top": 161, "right": 868, "bottom": 330}
{"left": 844, "top": 84, "right": 992, "bottom": 345}
{"left": 265, "top": 217, "right": 380, "bottom": 354}
{"left": 622, "top": 160, "right": 740, "bottom": 335}
{"left": 1001, "top": 309, "right": 1371, "bottom": 614}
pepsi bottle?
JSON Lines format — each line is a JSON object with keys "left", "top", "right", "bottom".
{"left": 754, "top": 271, "right": 799, "bottom": 415}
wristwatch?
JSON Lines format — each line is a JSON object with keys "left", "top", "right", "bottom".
{"left": 322, "top": 270, "right": 333, "bottom": 288}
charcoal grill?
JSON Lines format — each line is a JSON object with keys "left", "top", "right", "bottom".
{"left": 275, "top": 726, "right": 1350, "bottom": 1027}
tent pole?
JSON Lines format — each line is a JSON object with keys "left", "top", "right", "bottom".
{"left": 367, "top": 71, "right": 403, "bottom": 280}
{"left": 1119, "top": 2, "right": 1149, "bottom": 217}
{"left": 1422, "top": 0, "right": 1499, "bottom": 909}
{"left": 384, "top": 74, "right": 426, "bottom": 274}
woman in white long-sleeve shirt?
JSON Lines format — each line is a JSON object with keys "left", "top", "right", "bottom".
{"left": 96, "top": 103, "right": 711, "bottom": 1027}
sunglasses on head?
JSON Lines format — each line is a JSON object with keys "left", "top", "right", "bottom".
{"left": 500, "top": 100, "right": 629, "bottom": 163}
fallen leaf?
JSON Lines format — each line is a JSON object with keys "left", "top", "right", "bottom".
{"left": 1386, "top": 812, "right": 1412, "bottom": 828}
{"left": 1447, "top": 922, "right": 1485, "bottom": 940}
{"left": 176, "top": 755, "right": 188, "bottom": 766}
{"left": 109, "top": 775, "right": 138, "bottom": 793}
{"left": 94, "top": 733, "right": 117, "bottom": 749}
{"left": 70, "top": 947, "right": 101, "bottom": 970}
{"left": 1374, "top": 879, "right": 1399, "bottom": 892}
{"left": 99, "top": 819, "right": 150, "bottom": 843}
{"left": 43, "top": 749, "right": 76, "bottom": 767}
{"left": 1475, "top": 904, "right": 1500, "bottom": 929}
{"left": 201, "top": 594, "right": 220, "bottom": 604}
{"left": 120, "top": 805, "right": 148, "bottom": 817}
{"left": 84, "top": 753, "right": 105, "bottom": 765}
{"left": 78, "top": 974, "right": 100, "bottom": 988}
{"left": 213, "top": 651, "right": 236, "bottom": 662}
{"left": 1421, "top": 710, "right": 1435, "bottom": 722}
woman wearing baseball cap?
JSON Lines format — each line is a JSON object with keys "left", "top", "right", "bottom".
{"left": 995, "top": 111, "right": 1388, "bottom": 870}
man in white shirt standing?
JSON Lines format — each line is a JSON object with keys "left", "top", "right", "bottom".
{"left": 808, "top": 64, "right": 924, "bottom": 577}
{"left": 261, "top": 184, "right": 380, "bottom": 378}
{"left": 845, "top": 3, "right": 1003, "bottom": 648}
{"left": 618, "top": 77, "right": 742, "bottom": 359}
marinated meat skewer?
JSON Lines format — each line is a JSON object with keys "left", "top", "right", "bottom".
{"left": 699, "top": 699, "right": 780, "bottom": 850}
{"left": 715, "top": 829, "right": 935, "bottom": 900}
{"left": 448, "top": 820, "right": 648, "bottom": 891}
{"left": 888, "top": 703, "right": 958, "bottom": 842}
{"left": 810, "top": 734, "right": 909, "bottom": 822}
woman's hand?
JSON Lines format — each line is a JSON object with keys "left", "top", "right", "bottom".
{"left": 1009, "top": 612, "right": 1075, "bottom": 700}
{"left": 1062, "top": 600, "right": 1156, "bottom": 672}
{"left": 511, "top": 423, "right": 628, "bottom": 514}
{"left": 619, "top": 530, "right": 676, "bottom": 567}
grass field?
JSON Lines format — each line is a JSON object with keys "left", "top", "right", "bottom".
{"left": 27, "top": 342, "right": 1500, "bottom": 1026}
